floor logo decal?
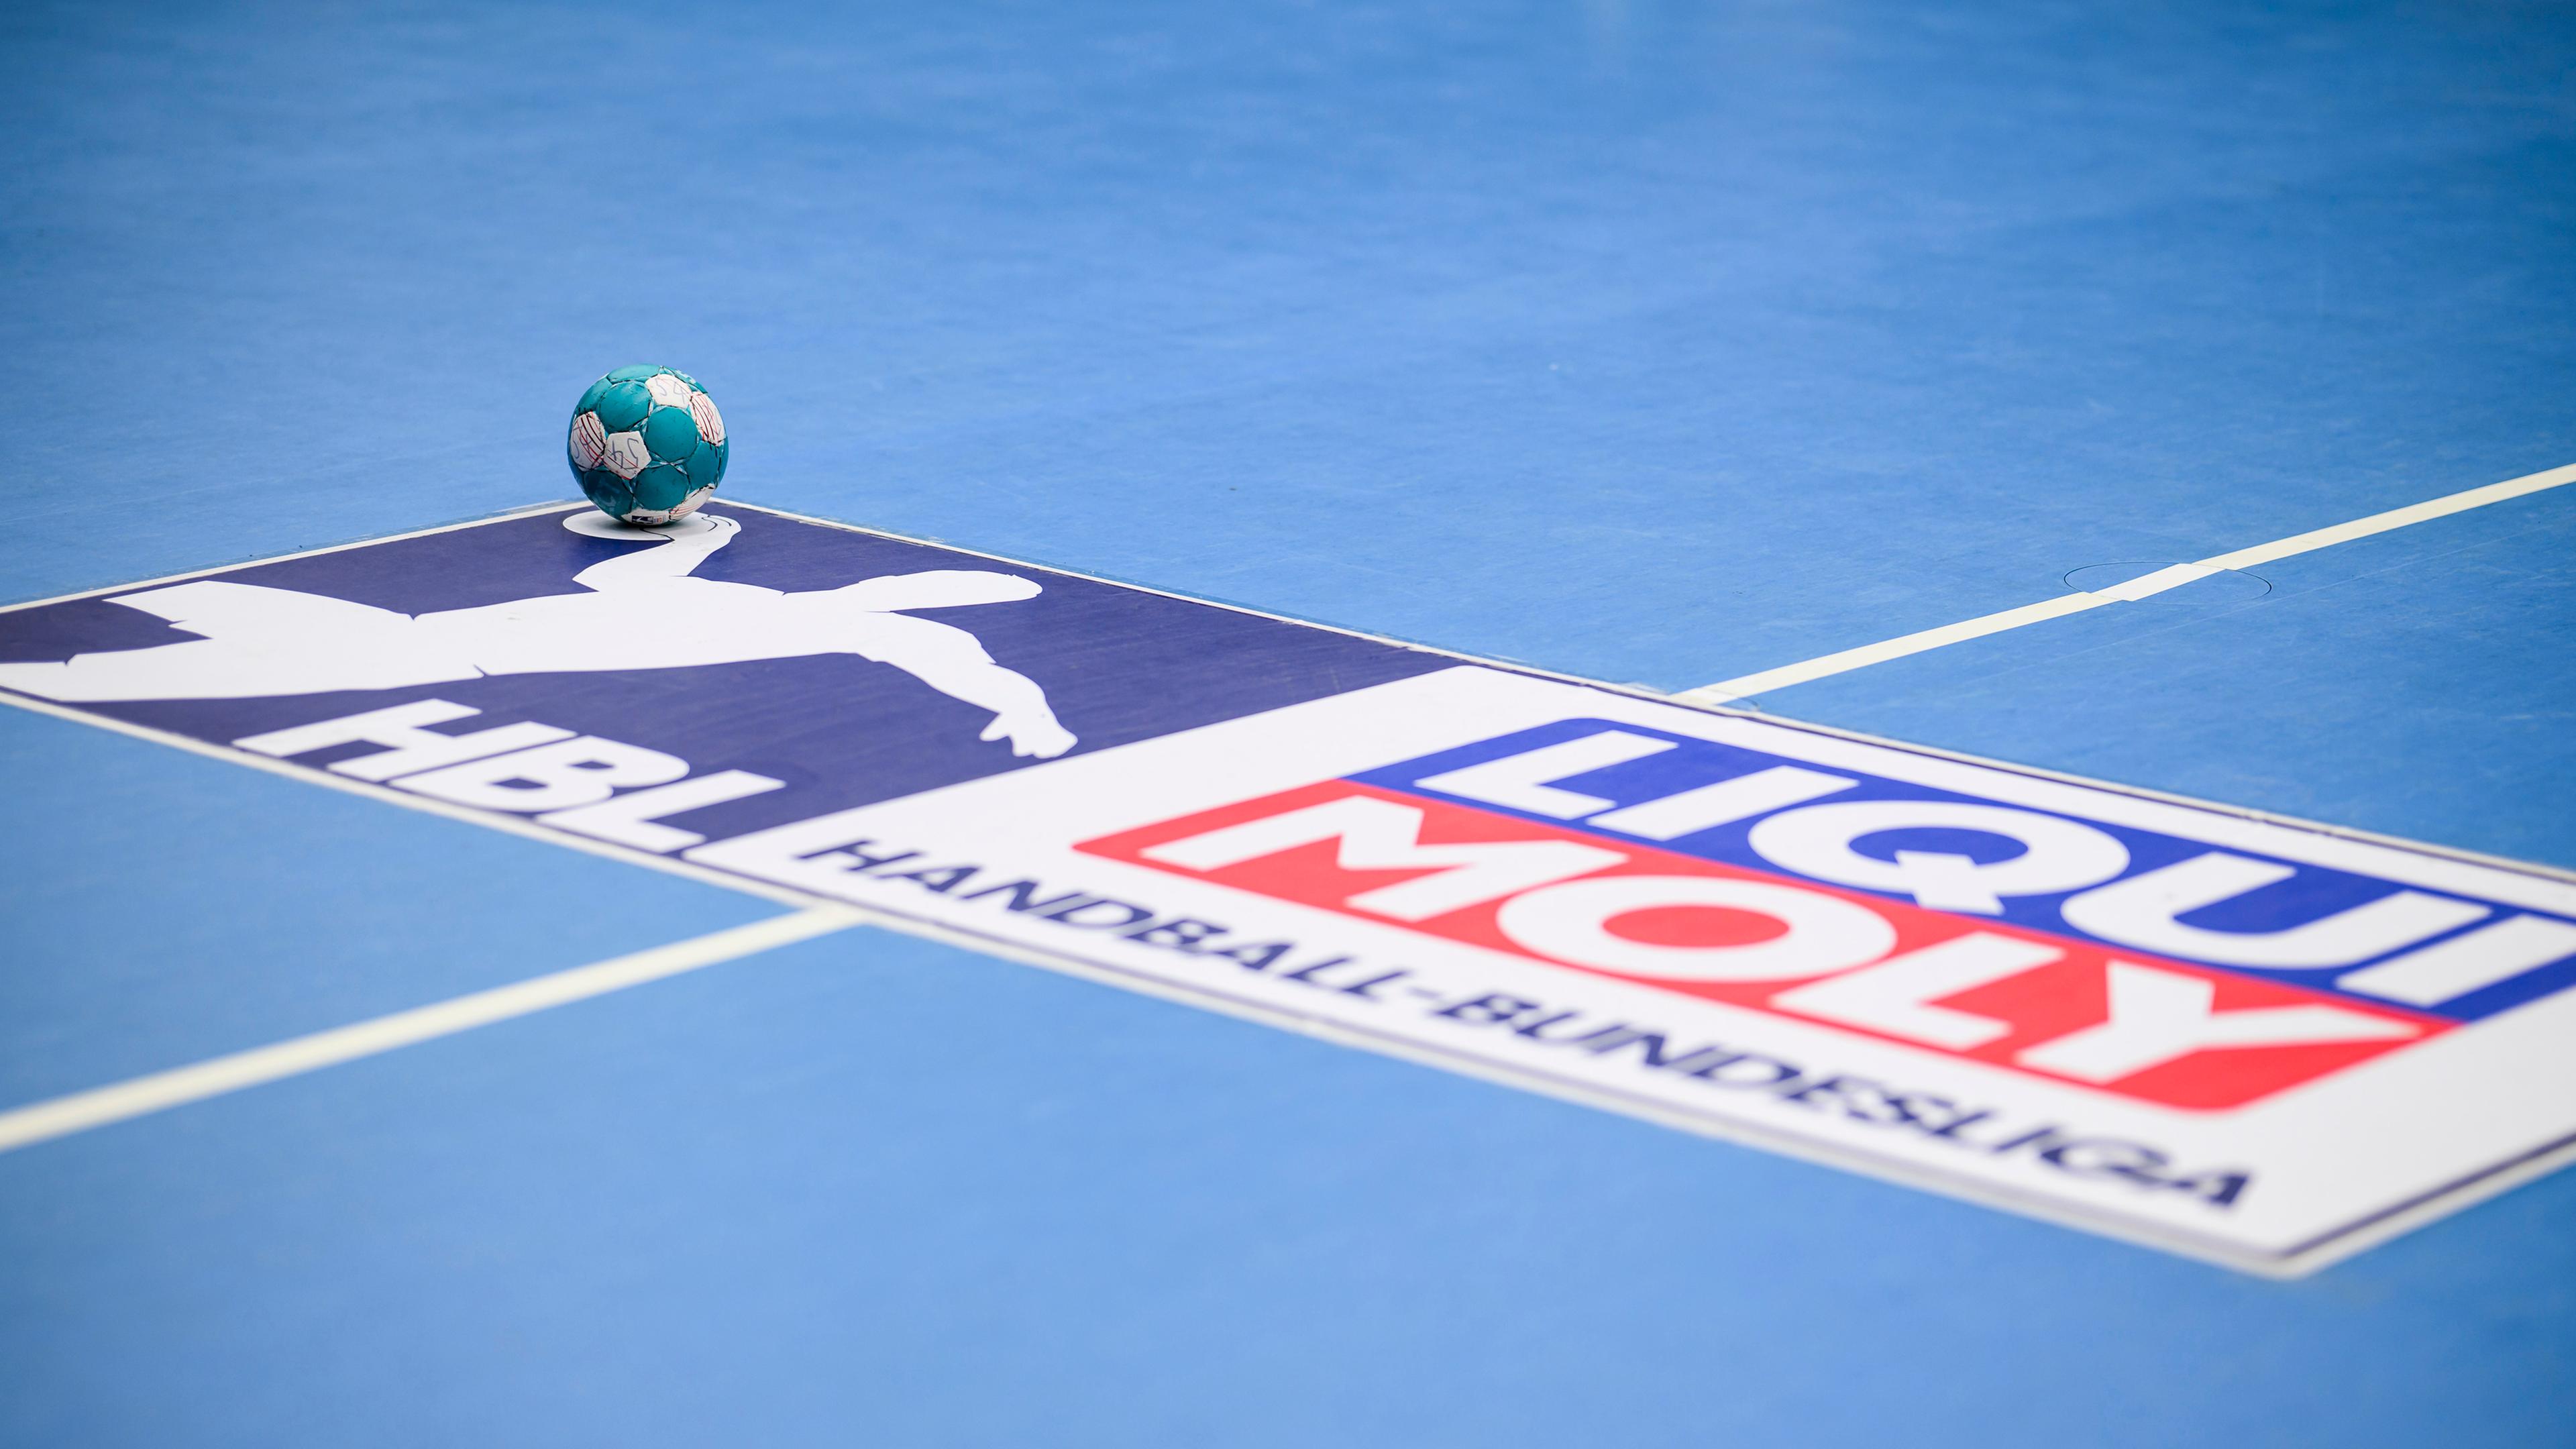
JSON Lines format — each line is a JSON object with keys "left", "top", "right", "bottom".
{"left": 7, "top": 502, "right": 2573, "bottom": 1274}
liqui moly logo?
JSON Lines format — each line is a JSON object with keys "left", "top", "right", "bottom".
{"left": 1083, "top": 720, "right": 2576, "bottom": 1110}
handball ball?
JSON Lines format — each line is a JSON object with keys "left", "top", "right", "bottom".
{"left": 567, "top": 366, "right": 729, "bottom": 525}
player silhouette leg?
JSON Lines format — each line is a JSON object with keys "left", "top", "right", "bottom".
{"left": 0, "top": 581, "right": 475, "bottom": 701}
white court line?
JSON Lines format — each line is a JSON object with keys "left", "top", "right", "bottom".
{"left": 1672, "top": 460, "right": 2576, "bottom": 706}
{"left": 0, "top": 906, "right": 866, "bottom": 1155}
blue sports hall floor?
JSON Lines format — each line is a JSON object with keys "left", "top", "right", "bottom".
{"left": 4, "top": 3, "right": 2573, "bottom": 1445}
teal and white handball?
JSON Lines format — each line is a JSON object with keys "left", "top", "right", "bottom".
{"left": 567, "top": 366, "right": 729, "bottom": 524}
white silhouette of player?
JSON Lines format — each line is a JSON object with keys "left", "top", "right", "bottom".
{"left": 0, "top": 514, "right": 1079, "bottom": 758}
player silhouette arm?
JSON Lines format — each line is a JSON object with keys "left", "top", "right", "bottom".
{"left": 848, "top": 612, "right": 1079, "bottom": 759}
{"left": 573, "top": 515, "right": 739, "bottom": 591}
{"left": 820, "top": 571, "right": 1078, "bottom": 759}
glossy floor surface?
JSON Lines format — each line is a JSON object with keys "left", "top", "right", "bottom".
{"left": 4, "top": 3, "right": 2573, "bottom": 1444}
